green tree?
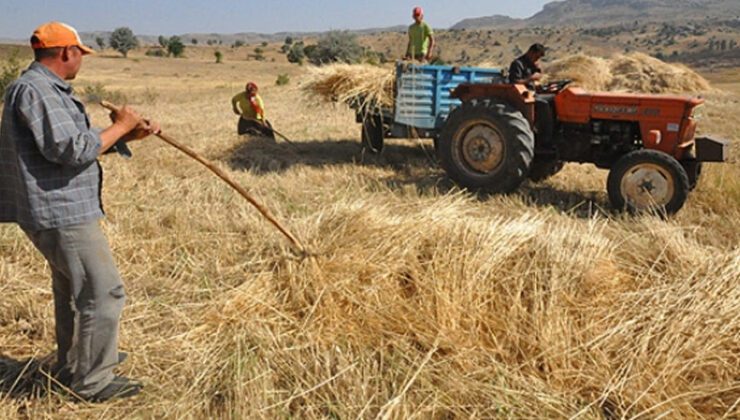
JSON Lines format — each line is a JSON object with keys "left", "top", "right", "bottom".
{"left": 95, "top": 36, "right": 105, "bottom": 50}
{"left": 109, "top": 27, "right": 138, "bottom": 58}
{"left": 214, "top": 50, "right": 223, "bottom": 64}
{"left": 191, "top": 38, "right": 198, "bottom": 45}
{"left": 167, "top": 36, "right": 185, "bottom": 58}
{"left": 158, "top": 35, "right": 169, "bottom": 48}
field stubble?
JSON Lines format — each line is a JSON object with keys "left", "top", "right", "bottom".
{"left": 0, "top": 54, "right": 738, "bottom": 418}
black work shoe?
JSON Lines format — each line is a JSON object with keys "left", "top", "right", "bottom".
{"left": 53, "top": 352, "right": 129, "bottom": 389}
{"left": 83, "top": 376, "right": 143, "bottom": 402}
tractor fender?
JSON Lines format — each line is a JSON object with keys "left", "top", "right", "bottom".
{"left": 452, "top": 83, "right": 536, "bottom": 126}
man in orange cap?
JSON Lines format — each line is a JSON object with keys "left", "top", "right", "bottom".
{"left": 404, "top": 6, "right": 435, "bottom": 62}
{"left": 231, "top": 81, "right": 275, "bottom": 139}
{"left": 0, "top": 22, "right": 159, "bottom": 402}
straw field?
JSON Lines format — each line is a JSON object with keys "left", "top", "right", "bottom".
{"left": 0, "top": 49, "right": 738, "bottom": 419}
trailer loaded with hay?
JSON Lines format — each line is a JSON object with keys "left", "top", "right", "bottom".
{"left": 355, "top": 62, "right": 506, "bottom": 153}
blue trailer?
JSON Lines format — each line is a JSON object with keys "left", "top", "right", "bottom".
{"left": 358, "top": 62, "right": 505, "bottom": 152}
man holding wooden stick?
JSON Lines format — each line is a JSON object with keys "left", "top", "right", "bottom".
{"left": 0, "top": 22, "right": 159, "bottom": 402}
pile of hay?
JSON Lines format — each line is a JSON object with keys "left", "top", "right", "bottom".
{"left": 301, "top": 64, "right": 395, "bottom": 109}
{"left": 544, "top": 54, "right": 613, "bottom": 91}
{"left": 546, "top": 52, "right": 711, "bottom": 93}
{"left": 608, "top": 52, "right": 711, "bottom": 93}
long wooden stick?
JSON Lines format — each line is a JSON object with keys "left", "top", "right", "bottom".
{"left": 241, "top": 117, "right": 298, "bottom": 147}
{"left": 101, "top": 101, "right": 305, "bottom": 252}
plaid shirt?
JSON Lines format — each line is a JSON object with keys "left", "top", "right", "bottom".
{"left": 0, "top": 62, "right": 104, "bottom": 231}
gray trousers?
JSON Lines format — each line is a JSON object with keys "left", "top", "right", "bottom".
{"left": 23, "top": 220, "right": 125, "bottom": 397}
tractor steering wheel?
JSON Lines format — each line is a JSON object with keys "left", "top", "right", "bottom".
{"left": 539, "top": 79, "right": 572, "bottom": 93}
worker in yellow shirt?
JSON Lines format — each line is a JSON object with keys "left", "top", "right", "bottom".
{"left": 231, "top": 82, "right": 274, "bottom": 139}
{"left": 404, "top": 6, "right": 434, "bottom": 62}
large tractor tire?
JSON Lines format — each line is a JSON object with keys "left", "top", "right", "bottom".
{"left": 607, "top": 149, "right": 690, "bottom": 215}
{"left": 528, "top": 157, "right": 564, "bottom": 182}
{"left": 438, "top": 100, "right": 535, "bottom": 193}
{"left": 361, "top": 114, "right": 384, "bottom": 154}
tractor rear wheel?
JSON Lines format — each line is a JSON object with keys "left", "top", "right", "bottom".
{"left": 438, "top": 100, "right": 534, "bottom": 193}
{"left": 607, "top": 149, "right": 690, "bottom": 215}
{"left": 361, "top": 114, "right": 384, "bottom": 154}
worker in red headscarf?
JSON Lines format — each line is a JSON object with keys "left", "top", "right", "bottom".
{"left": 231, "top": 82, "right": 275, "bottom": 139}
{"left": 404, "top": 6, "right": 435, "bottom": 62}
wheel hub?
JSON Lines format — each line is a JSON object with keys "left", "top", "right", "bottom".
{"left": 460, "top": 124, "right": 505, "bottom": 174}
{"left": 621, "top": 163, "right": 675, "bottom": 209}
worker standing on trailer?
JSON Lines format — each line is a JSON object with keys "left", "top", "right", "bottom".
{"left": 508, "top": 43, "right": 546, "bottom": 89}
{"left": 0, "top": 21, "right": 159, "bottom": 402}
{"left": 404, "top": 6, "right": 435, "bottom": 62}
{"left": 232, "top": 82, "right": 275, "bottom": 139}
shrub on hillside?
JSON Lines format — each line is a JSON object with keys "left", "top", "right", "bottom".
{"left": 275, "top": 73, "right": 290, "bottom": 86}
{"left": 145, "top": 48, "right": 167, "bottom": 57}
{"left": 167, "top": 36, "right": 186, "bottom": 58}
{"left": 0, "top": 49, "right": 22, "bottom": 102}
{"left": 287, "top": 42, "right": 305, "bottom": 64}
{"left": 306, "top": 31, "right": 364, "bottom": 65}
{"left": 81, "top": 82, "right": 128, "bottom": 105}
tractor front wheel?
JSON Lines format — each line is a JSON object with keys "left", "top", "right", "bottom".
{"left": 607, "top": 150, "right": 690, "bottom": 215}
{"left": 438, "top": 100, "right": 534, "bottom": 193}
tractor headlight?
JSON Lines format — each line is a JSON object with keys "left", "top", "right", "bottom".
{"left": 691, "top": 104, "right": 705, "bottom": 121}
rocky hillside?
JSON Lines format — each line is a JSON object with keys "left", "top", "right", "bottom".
{"left": 452, "top": 0, "right": 740, "bottom": 29}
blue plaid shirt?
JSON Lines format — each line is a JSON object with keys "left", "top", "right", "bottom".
{"left": 0, "top": 62, "right": 104, "bottom": 231}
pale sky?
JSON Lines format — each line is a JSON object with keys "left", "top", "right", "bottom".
{"left": 0, "top": 0, "right": 552, "bottom": 38}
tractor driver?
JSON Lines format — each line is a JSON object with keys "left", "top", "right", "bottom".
{"left": 508, "top": 43, "right": 546, "bottom": 89}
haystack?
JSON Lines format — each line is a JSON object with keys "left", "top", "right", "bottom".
{"left": 545, "top": 54, "right": 613, "bottom": 91}
{"left": 608, "top": 52, "right": 711, "bottom": 93}
{"left": 301, "top": 64, "right": 395, "bottom": 109}
{"left": 546, "top": 52, "right": 710, "bottom": 94}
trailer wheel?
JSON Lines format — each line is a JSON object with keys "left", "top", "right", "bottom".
{"left": 361, "top": 114, "right": 384, "bottom": 154}
{"left": 607, "top": 150, "right": 690, "bottom": 215}
{"left": 438, "top": 100, "right": 534, "bottom": 193}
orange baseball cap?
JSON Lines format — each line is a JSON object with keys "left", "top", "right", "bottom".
{"left": 31, "top": 22, "right": 95, "bottom": 55}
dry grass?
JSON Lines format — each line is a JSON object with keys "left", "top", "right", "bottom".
{"left": 547, "top": 52, "right": 712, "bottom": 93}
{"left": 0, "top": 50, "right": 738, "bottom": 419}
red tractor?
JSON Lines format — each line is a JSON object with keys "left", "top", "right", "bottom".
{"left": 437, "top": 81, "right": 729, "bottom": 214}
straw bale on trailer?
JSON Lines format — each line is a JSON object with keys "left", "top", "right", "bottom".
{"left": 301, "top": 64, "right": 395, "bottom": 109}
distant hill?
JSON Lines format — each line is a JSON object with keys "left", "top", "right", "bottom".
{"left": 451, "top": 0, "right": 740, "bottom": 29}
{"left": 0, "top": 26, "right": 409, "bottom": 48}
